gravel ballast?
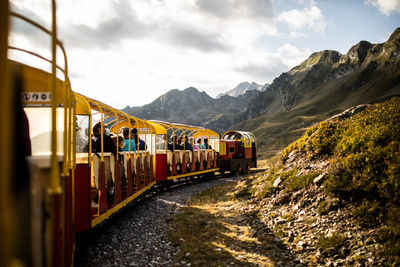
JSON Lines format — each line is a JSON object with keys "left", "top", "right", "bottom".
{"left": 79, "top": 176, "right": 239, "bottom": 266}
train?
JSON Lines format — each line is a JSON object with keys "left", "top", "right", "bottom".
{"left": 0, "top": 2, "right": 257, "bottom": 267}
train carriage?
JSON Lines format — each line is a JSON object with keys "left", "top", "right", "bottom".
{"left": 0, "top": 2, "right": 258, "bottom": 266}
{"left": 149, "top": 121, "right": 220, "bottom": 180}
{"left": 219, "top": 130, "right": 257, "bottom": 175}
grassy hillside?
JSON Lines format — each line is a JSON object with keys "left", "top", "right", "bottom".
{"left": 274, "top": 97, "right": 400, "bottom": 262}
{"left": 167, "top": 97, "right": 400, "bottom": 266}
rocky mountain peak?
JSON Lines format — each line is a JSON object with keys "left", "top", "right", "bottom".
{"left": 289, "top": 50, "right": 340, "bottom": 75}
{"left": 346, "top": 40, "right": 373, "bottom": 65}
{"left": 387, "top": 27, "right": 400, "bottom": 43}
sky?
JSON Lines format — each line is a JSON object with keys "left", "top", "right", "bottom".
{"left": 8, "top": 0, "right": 400, "bottom": 108}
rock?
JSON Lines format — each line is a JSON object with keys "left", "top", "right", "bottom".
{"left": 273, "top": 177, "right": 282, "bottom": 188}
{"left": 313, "top": 173, "right": 326, "bottom": 185}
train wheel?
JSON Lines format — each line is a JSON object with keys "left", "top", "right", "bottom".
{"left": 236, "top": 166, "right": 242, "bottom": 176}
{"left": 244, "top": 165, "right": 250, "bottom": 175}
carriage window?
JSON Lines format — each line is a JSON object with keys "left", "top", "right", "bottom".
{"left": 145, "top": 133, "right": 153, "bottom": 153}
{"left": 24, "top": 107, "right": 64, "bottom": 157}
{"left": 248, "top": 133, "right": 256, "bottom": 143}
{"left": 156, "top": 134, "right": 166, "bottom": 151}
{"left": 76, "top": 115, "right": 89, "bottom": 163}
{"left": 243, "top": 134, "right": 250, "bottom": 147}
{"left": 229, "top": 147, "right": 235, "bottom": 153}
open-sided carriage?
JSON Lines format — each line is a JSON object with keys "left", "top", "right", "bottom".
{"left": 219, "top": 130, "right": 257, "bottom": 175}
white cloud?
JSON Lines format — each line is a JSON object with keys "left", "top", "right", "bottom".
{"left": 365, "top": 0, "right": 400, "bottom": 15}
{"left": 290, "top": 31, "right": 308, "bottom": 38}
{"left": 277, "top": 43, "right": 311, "bottom": 67}
{"left": 278, "top": 5, "right": 326, "bottom": 33}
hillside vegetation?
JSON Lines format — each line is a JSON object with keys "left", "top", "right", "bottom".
{"left": 168, "top": 97, "right": 400, "bottom": 266}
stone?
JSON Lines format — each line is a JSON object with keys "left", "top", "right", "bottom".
{"left": 273, "top": 177, "right": 282, "bottom": 188}
{"left": 313, "top": 173, "right": 326, "bottom": 185}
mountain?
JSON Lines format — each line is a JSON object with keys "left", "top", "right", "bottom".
{"left": 124, "top": 27, "right": 400, "bottom": 158}
{"left": 217, "top": 82, "right": 267, "bottom": 98}
{"left": 233, "top": 27, "right": 400, "bottom": 158}
{"left": 123, "top": 86, "right": 260, "bottom": 133}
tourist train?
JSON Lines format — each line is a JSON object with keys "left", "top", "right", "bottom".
{"left": 0, "top": 2, "right": 257, "bottom": 266}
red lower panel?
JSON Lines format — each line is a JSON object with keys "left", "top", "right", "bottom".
{"left": 156, "top": 154, "right": 167, "bottom": 181}
{"left": 75, "top": 164, "right": 91, "bottom": 232}
{"left": 64, "top": 171, "right": 73, "bottom": 267}
{"left": 52, "top": 193, "right": 62, "bottom": 267}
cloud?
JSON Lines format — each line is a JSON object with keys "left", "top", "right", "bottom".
{"left": 277, "top": 5, "right": 326, "bottom": 33}
{"left": 196, "top": 0, "right": 274, "bottom": 20}
{"left": 9, "top": 3, "right": 51, "bottom": 49}
{"left": 163, "top": 24, "right": 230, "bottom": 52}
{"left": 290, "top": 31, "right": 308, "bottom": 38}
{"left": 365, "top": 0, "right": 400, "bottom": 15}
{"left": 277, "top": 43, "right": 311, "bottom": 67}
{"left": 60, "top": 1, "right": 152, "bottom": 49}
{"left": 234, "top": 54, "right": 288, "bottom": 81}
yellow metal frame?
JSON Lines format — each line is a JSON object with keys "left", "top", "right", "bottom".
{"left": 221, "top": 130, "right": 257, "bottom": 149}
{"left": 167, "top": 169, "right": 219, "bottom": 180}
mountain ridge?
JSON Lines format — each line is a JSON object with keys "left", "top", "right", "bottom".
{"left": 124, "top": 27, "right": 400, "bottom": 158}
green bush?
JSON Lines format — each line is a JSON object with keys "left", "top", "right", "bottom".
{"left": 352, "top": 199, "right": 382, "bottom": 227}
{"left": 283, "top": 171, "right": 320, "bottom": 192}
{"left": 317, "top": 234, "right": 347, "bottom": 249}
{"left": 309, "top": 121, "right": 343, "bottom": 155}
{"left": 282, "top": 126, "right": 317, "bottom": 161}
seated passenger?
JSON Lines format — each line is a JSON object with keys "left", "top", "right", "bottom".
{"left": 175, "top": 136, "right": 183, "bottom": 150}
{"left": 132, "top": 128, "right": 146, "bottom": 150}
{"left": 122, "top": 128, "right": 137, "bottom": 152}
{"left": 168, "top": 135, "right": 174, "bottom": 151}
{"left": 202, "top": 138, "right": 212, "bottom": 149}
{"left": 113, "top": 134, "right": 125, "bottom": 150}
{"left": 92, "top": 122, "right": 117, "bottom": 156}
{"left": 194, "top": 139, "right": 201, "bottom": 151}
{"left": 184, "top": 136, "right": 193, "bottom": 151}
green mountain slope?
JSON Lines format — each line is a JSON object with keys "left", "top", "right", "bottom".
{"left": 234, "top": 27, "right": 400, "bottom": 158}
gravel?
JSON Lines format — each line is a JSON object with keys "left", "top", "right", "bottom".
{"left": 78, "top": 176, "right": 239, "bottom": 267}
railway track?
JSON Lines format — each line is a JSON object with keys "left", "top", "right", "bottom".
{"left": 76, "top": 169, "right": 266, "bottom": 266}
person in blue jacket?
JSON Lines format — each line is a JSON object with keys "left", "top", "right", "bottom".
{"left": 121, "top": 127, "right": 136, "bottom": 152}
{"left": 202, "top": 138, "right": 212, "bottom": 149}
{"left": 132, "top": 128, "right": 146, "bottom": 150}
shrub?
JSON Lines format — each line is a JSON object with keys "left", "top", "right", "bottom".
{"left": 283, "top": 171, "right": 320, "bottom": 192}
{"left": 309, "top": 121, "right": 343, "bottom": 155}
{"left": 352, "top": 199, "right": 382, "bottom": 227}
{"left": 282, "top": 126, "right": 317, "bottom": 161}
{"left": 317, "top": 234, "right": 347, "bottom": 249}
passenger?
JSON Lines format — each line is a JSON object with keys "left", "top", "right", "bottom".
{"left": 113, "top": 134, "right": 125, "bottom": 150}
{"left": 202, "top": 138, "right": 212, "bottom": 149}
{"left": 121, "top": 127, "right": 137, "bottom": 152}
{"left": 167, "top": 135, "right": 174, "bottom": 151}
{"left": 92, "top": 122, "right": 117, "bottom": 156}
{"left": 194, "top": 139, "right": 201, "bottom": 151}
{"left": 175, "top": 136, "right": 183, "bottom": 150}
{"left": 184, "top": 136, "right": 193, "bottom": 151}
{"left": 132, "top": 128, "right": 146, "bottom": 150}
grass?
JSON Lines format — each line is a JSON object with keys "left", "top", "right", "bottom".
{"left": 167, "top": 180, "right": 298, "bottom": 266}
{"left": 317, "top": 234, "right": 347, "bottom": 250}
{"left": 280, "top": 97, "right": 400, "bottom": 263}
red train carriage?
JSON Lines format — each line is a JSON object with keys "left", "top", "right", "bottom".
{"left": 219, "top": 130, "right": 257, "bottom": 175}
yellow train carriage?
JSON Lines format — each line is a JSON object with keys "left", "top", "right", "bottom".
{"left": 149, "top": 121, "right": 220, "bottom": 180}
{"left": 2, "top": 2, "right": 76, "bottom": 266}
{"left": 74, "top": 93, "right": 163, "bottom": 230}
